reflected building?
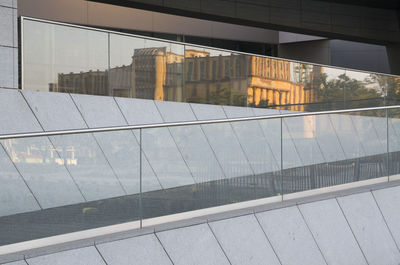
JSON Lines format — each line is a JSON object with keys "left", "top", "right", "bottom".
{"left": 52, "top": 47, "right": 321, "bottom": 111}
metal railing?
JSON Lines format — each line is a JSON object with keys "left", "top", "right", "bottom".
{"left": 1, "top": 104, "right": 400, "bottom": 247}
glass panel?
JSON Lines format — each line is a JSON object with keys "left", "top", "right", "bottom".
{"left": 141, "top": 119, "right": 282, "bottom": 220}
{"left": 184, "top": 46, "right": 248, "bottom": 106}
{"left": 282, "top": 110, "right": 388, "bottom": 194}
{"left": 344, "top": 70, "right": 384, "bottom": 108}
{"left": 0, "top": 131, "right": 141, "bottom": 246}
{"left": 389, "top": 108, "right": 400, "bottom": 176}
{"left": 23, "top": 19, "right": 109, "bottom": 94}
{"left": 190, "top": 103, "right": 253, "bottom": 179}
{"left": 380, "top": 74, "right": 400, "bottom": 106}
{"left": 110, "top": 36, "right": 185, "bottom": 101}
{"left": 155, "top": 101, "right": 225, "bottom": 183}
{"left": 306, "top": 66, "right": 346, "bottom": 111}
{"left": 23, "top": 18, "right": 399, "bottom": 111}
{"left": 109, "top": 34, "right": 145, "bottom": 98}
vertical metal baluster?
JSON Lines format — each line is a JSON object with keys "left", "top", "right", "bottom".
{"left": 386, "top": 109, "right": 390, "bottom": 181}
{"left": 280, "top": 117, "right": 283, "bottom": 200}
{"left": 139, "top": 128, "right": 143, "bottom": 228}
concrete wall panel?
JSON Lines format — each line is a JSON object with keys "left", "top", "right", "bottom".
{"left": 26, "top": 246, "right": 106, "bottom": 265}
{"left": 97, "top": 234, "right": 172, "bottom": 265}
{"left": 0, "top": 7, "right": 13, "bottom": 47}
{"left": 373, "top": 185, "right": 400, "bottom": 247}
{"left": 209, "top": 214, "right": 281, "bottom": 265}
{"left": 0, "top": 47, "right": 16, "bottom": 89}
{"left": 337, "top": 192, "right": 400, "bottom": 265}
{"left": 299, "top": 199, "right": 367, "bottom": 265}
{"left": 156, "top": 223, "right": 230, "bottom": 265}
{"left": 256, "top": 206, "right": 326, "bottom": 265}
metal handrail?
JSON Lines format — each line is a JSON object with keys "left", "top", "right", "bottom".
{"left": 0, "top": 105, "right": 399, "bottom": 140}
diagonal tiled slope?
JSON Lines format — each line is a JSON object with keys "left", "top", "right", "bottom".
{"left": 0, "top": 89, "right": 84, "bottom": 212}
{"left": 155, "top": 100, "right": 225, "bottom": 183}
{"left": 115, "top": 97, "right": 195, "bottom": 189}
{"left": 70, "top": 93, "right": 161, "bottom": 194}
{"left": 22, "top": 90, "right": 125, "bottom": 201}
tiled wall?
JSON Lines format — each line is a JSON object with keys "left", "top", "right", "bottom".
{"left": 0, "top": 0, "right": 17, "bottom": 89}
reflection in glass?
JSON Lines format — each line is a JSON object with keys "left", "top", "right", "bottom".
{"left": 344, "top": 70, "right": 384, "bottom": 109}
{"left": 23, "top": 18, "right": 400, "bottom": 111}
{"left": 23, "top": 20, "right": 109, "bottom": 94}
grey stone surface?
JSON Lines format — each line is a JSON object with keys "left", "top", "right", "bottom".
{"left": 12, "top": 46, "right": 17, "bottom": 88}
{"left": 0, "top": 144, "right": 40, "bottom": 217}
{"left": 0, "top": 89, "right": 42, "bottom": 134}
{"left": 256, "top": 206, "right": 327, "bottom": 265}
{"left": 156, "top": 101, "right": 225, "bottom": 183}
{"left": 12, "top": 7, "right": 16, "bottom": 47}
{"left": 71, "top": 93, "right": 161, "bottom": 194}
{"left": 209, "top": 214, "right": 281, "bottom": 265}
{"left": 97, "top": 234, "right": 172, "bottom": 265}
{"left": 23, "top": 90, "right": 126, "bottom": 201}
{"left": 115, "top": 97, "right": 163, "bottom": 124}
{"left": 71, "top": 94, "right": 127, "bottom": 128}
{"left": 190, "top": 103, "right": 254, "bottom": 178}
{"left": 0, "top": 47, "right": 14, "bottom": 88}
{"left": 0, "top": 7, "right": 13, "bottom": 47}
{"left": 222, "top": 106, "right": 254, "bottom": 119}
{"left": 26, "top": 246, "right": 106, "bottom": 265}
{"left": 22, "top": 91, "right": 87, "bottom": 131}
{"left": 190, "top": 103, "right": 226, "bottom": 120}
{"left": 157, "top": 223, "right": 230, "bottom": 265}
{"left": 337, "top": 192, "right": 400, "bottom": 265}
{"left": 155, "top": 101, "right": 196, "bottom": 123}
{"left": 0, "top": 0, "right": 13, "bottom": 7}
{"left": 299, "top": 199, "right": 367, "bottom": 265}
{"left": 373, "top": 185, "right": 400, "bottom": 247}
{"left": 3, "top": 261, "right": 28, "bottom": 265}
{"left": 116, "top": 97, "right": 194, "bottom": 188}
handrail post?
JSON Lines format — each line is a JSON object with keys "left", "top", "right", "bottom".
{"left": 280, "top": 117, "right": 283, "bottom": 201}
{"left": 139, "top": 128, "right": 143, "bottom": 228}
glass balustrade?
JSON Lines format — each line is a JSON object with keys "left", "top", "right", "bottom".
{"left": 22, "top": 17, "right": 400, "bottom": 111}
{"left": 1, "top": 106, "right": 399, "bottom": 246}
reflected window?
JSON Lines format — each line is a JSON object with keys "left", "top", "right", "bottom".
{"left": 200, "top": 61, "right": 206, "bottom": 80}
{"left": 212, "top": 61, "right": 217, "bottom": 80}
{"left": 187, "top": 62, "right": 193, "bottom": 81}
{"left": 224, "top": 60, "right": 230, "bottom": 77}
